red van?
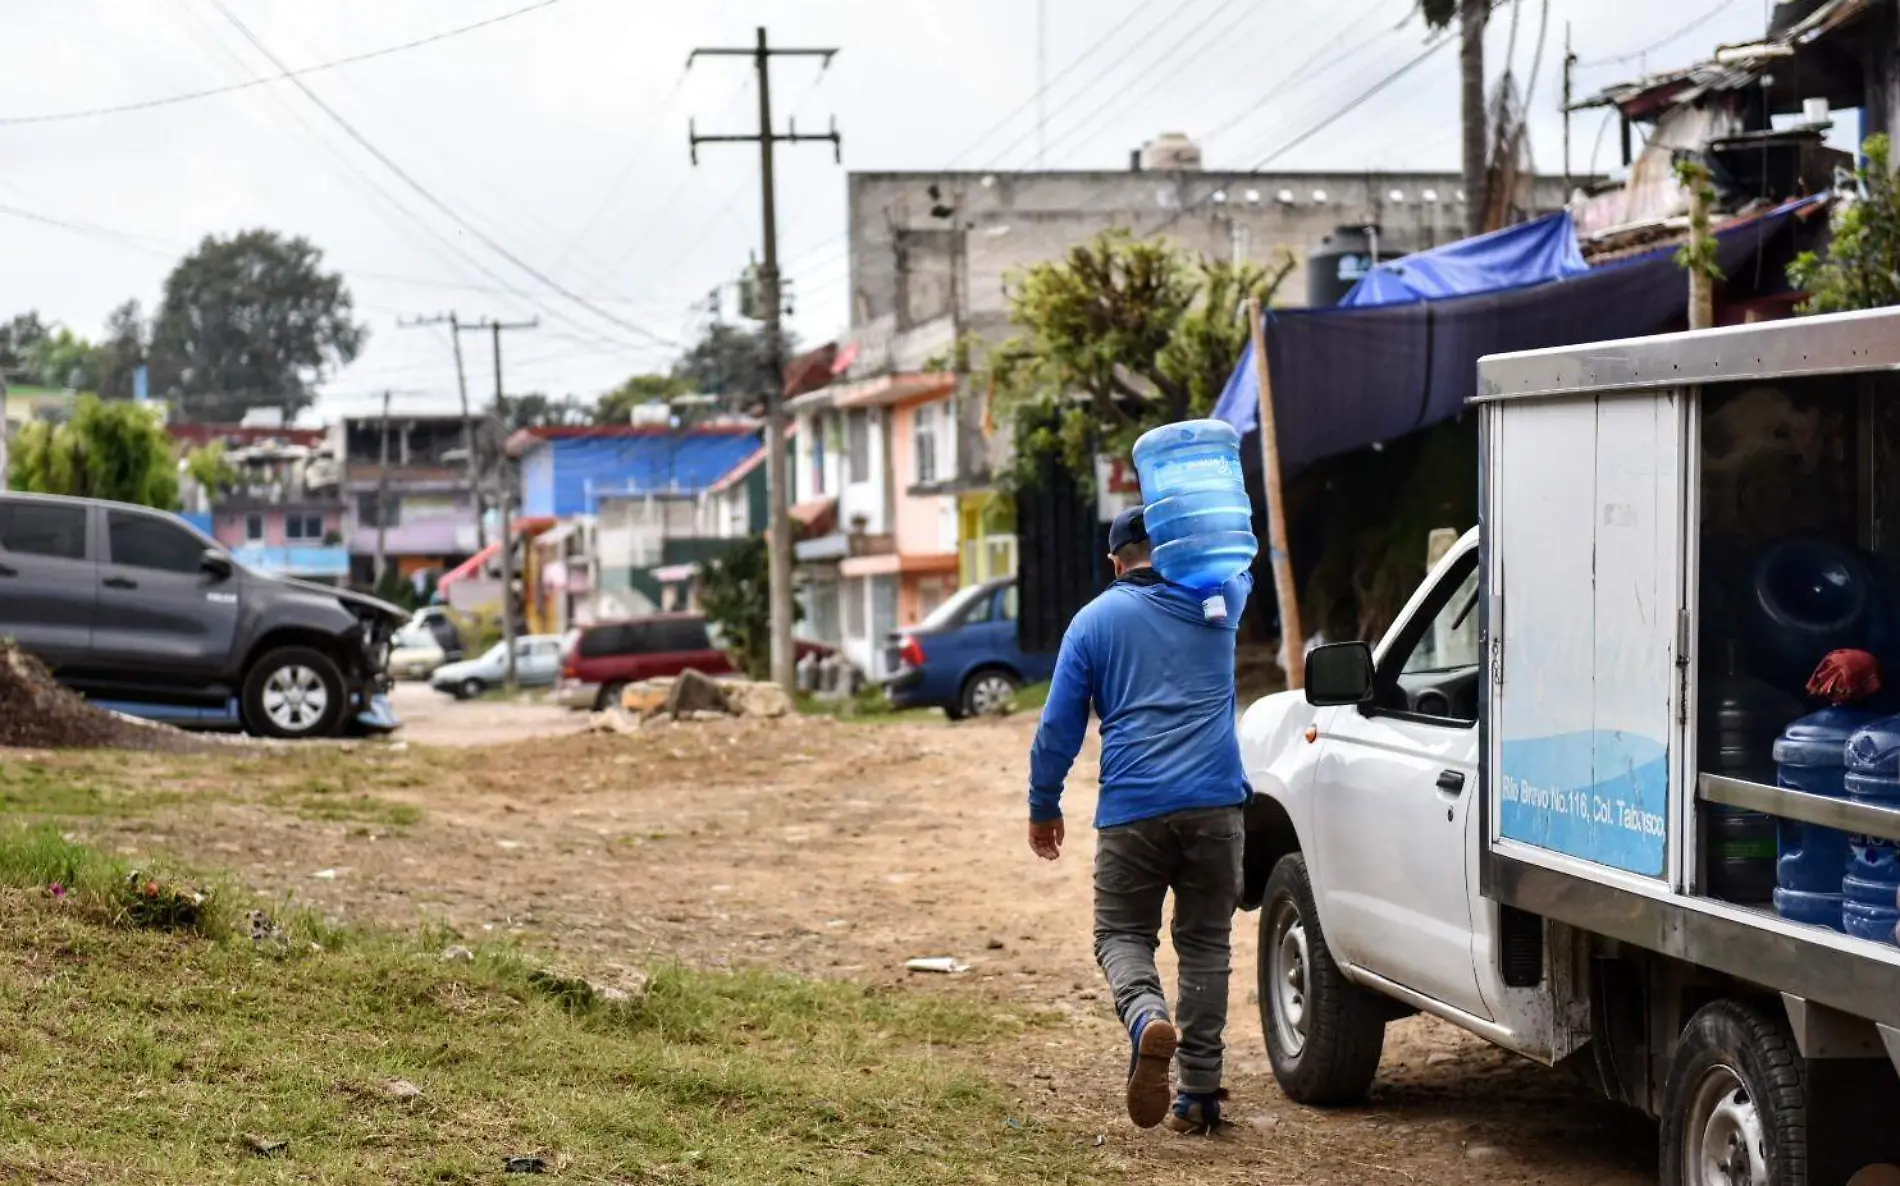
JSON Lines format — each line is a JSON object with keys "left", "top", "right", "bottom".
{"left": 557, "top": 614, "right": 736, "bottom": 711}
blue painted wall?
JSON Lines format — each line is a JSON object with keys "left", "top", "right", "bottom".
{"left": 521, "top": 433, "right": 761, "bottom": 518}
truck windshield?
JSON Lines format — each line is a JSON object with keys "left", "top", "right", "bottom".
{"left": 1402, "top": 567, "right": 1482, "bottom": 675}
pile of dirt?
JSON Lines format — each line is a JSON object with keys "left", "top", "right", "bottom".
{"left": 0, "top": 643, "right": 202, "bottom": 752}
{"left": 588, "top": 670, "right": 794, "bottom": 734}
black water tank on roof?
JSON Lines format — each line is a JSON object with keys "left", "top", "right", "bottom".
{"left": 1307, "top": 225, "right": 1396, "bottom": 307}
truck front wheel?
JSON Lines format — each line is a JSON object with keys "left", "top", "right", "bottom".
{"left": 1259, "top": 853, "right": 1387, "bottom": 1105}
{"left": 1660, "top": 1000, "right": 1807, "bottom": 1186}
{"left": 242, "top": 646, "right": 347, "bottom": 740}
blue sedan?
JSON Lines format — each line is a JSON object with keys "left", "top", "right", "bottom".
{"left": 884, "top": 577, "right": 1057, "bottom": 719}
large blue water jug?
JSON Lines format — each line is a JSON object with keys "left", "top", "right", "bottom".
{"left": 1773, "top": 706, "right": 1882, "bottom": 931}
{"left": 1748, "top": 539, "right": 1879, "bottom": 688}
{"left": 1842, "top": 716, "right": 1900, "bottom": 945}
{"left": 1132, "top": 419, "right": 1259, "bottom": 622}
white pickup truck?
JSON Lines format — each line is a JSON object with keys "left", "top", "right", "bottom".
{"left": 1237, "top": 308, "right": 1900, "bottom": 1186}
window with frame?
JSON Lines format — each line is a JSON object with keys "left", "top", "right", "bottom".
{"left": 0, "top": 500, "right": 86, "bottom": 560}
{"left": 107, "top": 512, "right": 206, "bottom": 575}
{"left": 847, "top": 409, "right": 870, "bottom": 482}
{"left": 914, "top": 403, "right": 940, "bottom": 485}
{"left": 1377, "top": 557, "right": 1482, "bottom": 726}
{"left": 285, "top": 514, "right": 323, "bottom": 541}
{"left": 842, "top": 576, "right": 866, "bottom": 639}
{"left": 651, "top": 618, "right": 712, "bottom": 653}
{"left": 811, "top": 428, "right": 827, "bottom": 497}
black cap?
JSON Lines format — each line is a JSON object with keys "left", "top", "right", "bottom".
{"left": 1108, "top": 506, "right": 1147, "bottom": 554}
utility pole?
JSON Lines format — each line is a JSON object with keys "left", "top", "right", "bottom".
{"left": 399, "top": 312, "right": 486, "bottom": 551}
{"left": 689, "top": 27, "right": 842, "bottom": 695}
{"left": 376, "top": 389, "right": 392, "bottom": 587}
{"left": 482, "top": 317, "right": 539, "bottom": 694}
{"left": 1561, "top": 23, "right": 1576, "bottom": 194}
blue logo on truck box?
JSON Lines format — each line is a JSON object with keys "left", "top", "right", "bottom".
{"left": 1501, "top": 730, "right": 1668, "bottom": 876}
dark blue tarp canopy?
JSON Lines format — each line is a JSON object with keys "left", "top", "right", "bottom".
{"left": 1212, "top": 201, "right": 1816, "bottom": 471}
{"left": 1339, "top": 211, "right": 1588, "bottom": 307}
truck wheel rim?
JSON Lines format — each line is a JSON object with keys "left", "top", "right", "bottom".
{"left": 263, "top": 666, "right": 328, "bottom": 733}
{"left": 1267, "top": 896, "right": 1310, "bottom": 1058}
{"left": 970, "top": 676, "right": 1014, "bottom": 716}
{"left": 1685, "top": 1064, "right": 1768, "bottom": 1186}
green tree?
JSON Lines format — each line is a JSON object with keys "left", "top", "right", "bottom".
{"left": 96, "top": 300, "right": 148, "bottom": 401}
{"left": 9, "top": 394, "right": 179, "bottom": 509}
{"left": 497, "top": 391, "right": 590, "bottom": 431}
{"left": 699, "top": 535, "right": 778, "bottom": 681}
{"left": 991, "top": 229, "right": 1293, "bottom": 486}
{"left": 26, "top": 325, "right": 102, "bottom": 392}
{"left": 1422, "top": 0, "right": 1490, "bottom": 237}
{"left": 183, "top": 442, "right": 239, "bottom": 501}
{"left": 0, "top": 311, "right": 50, "bottom": 381}
{"left": 594, "top": 372, "right": 690, "bottom": 425}
{"left": 1790, "top": 134, "right": 1900, "bottom": 314}
{"left": 149, "top": 229, "right": 365, "bottom": 422}
{"left": 676, "top": 322, "right": 785, "bottom": 409}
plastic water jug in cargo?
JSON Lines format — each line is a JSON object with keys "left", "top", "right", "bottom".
{"left": 1132, "top": 419, "right": 1259, "bottom": 622}
{"left": 1699, "top": 649, "right": 1799, "bottom": 904}
{"left": 1749, "top": 539, "right": 1879, "bottom": 687}
{"left": 1772, "top": 706, "right": 1880, "bottom": 930}
{"left": 1843, "top": 716, "right": 1900, "bottom": 944}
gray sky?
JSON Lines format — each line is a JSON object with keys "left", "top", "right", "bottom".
{"left": 0, "top": 0, "right": 1817, "bottom": 420}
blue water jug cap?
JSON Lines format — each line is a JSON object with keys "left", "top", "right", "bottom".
{"left": 1773, "top": 706, "right": 1887, "bottom": 766}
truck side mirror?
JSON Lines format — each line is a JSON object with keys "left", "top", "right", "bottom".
{"left": 201, "top": 549, "right": 234, "bottom": 581}
{"left": 1305, "top": 642, "right": 1374, "bottom": 707}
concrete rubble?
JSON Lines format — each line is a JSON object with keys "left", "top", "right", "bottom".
{"left": 584, "top": 671, "right": 794, "bottom": 735}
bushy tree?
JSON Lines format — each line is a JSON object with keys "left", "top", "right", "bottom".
{"left": 699, "top": 535, "right": 777, "bottom": 680}
{"left": 149, "top": 229, "right": 365, "bottom": 422}
{"left": 183, "top": 442, "right": 239, "bottom": 501}
{"left": 96, "top": 300, "right": 148, "bottom": 401}
{"left": 9, "top": 395, "right": 179, "bottom": 509}
{"left": 1790, "top": 135, "right": 1900, "bottom": 314}
{"left": 991, "top": 229, "right": 1293, "bottom": 486}
{"left": 594, "top": 372, "right": 689, "bottom": 426}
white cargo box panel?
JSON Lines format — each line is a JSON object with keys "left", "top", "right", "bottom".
{"left": 1486, "top": 390, "right": 1687, "bottom": 884}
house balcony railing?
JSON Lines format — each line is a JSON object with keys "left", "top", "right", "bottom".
{"left": 231, "top": 544, "right": 350, "bottom": 580}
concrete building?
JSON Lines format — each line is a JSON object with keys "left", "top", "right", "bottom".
{"left": 833, "top": 151, "right": 1576, "bottom": 600}
{"left": 172, "top": 424, "right": 349, "bottom": 584}
{"left": 333, "top": 412, "right": 480, "bottom": 589}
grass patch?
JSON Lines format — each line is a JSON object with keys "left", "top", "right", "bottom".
{"left": 0, "top": 761, "right": 187, "bottom": 817}
{"left": 797, "top": 687, "right": 942, "bottom": 725}
{"left": 1012, "top": 682, "right": 1051, "bottom": 714}
{"left": 0, "top": 835, "right": 1104, "bottom": 1184}
{"left": 263, "top": 776, "right": 424, "bottom": 828}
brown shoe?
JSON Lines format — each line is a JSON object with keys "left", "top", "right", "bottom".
{"left": 1125, "top": 1015, "right": 1178, "bottom": 1128}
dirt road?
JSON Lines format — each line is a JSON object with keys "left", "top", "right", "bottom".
{"left": 61, "top": 710, "right": 1656, "bottom": 1185}
{"left": 386, "top": 679, "right": 589, "bottom": 747}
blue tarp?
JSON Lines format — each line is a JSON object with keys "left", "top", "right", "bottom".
{"left": 1212, "top": 201, "right": 1817, "bottom": 470}
{"left": 1339, "top": 211, "right": 1589, "bottom": 308}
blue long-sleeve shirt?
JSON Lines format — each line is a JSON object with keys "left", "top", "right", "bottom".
{"left": 1028, "top": 568, "right": 1253, "bottom": 828}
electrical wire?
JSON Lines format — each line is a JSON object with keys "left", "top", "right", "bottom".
{"left": 0, "top": 0, "right": 570, "bottom": 127}
{"left": 165, "top": 0, "right": 644, "bottom": 356}
{"left": 1024, "top": 0, "right": 1257, "bottom": 169}
{"left": 1578, "top": 0, "right": 1739, "bottom": 70}
{"left": 940, "top": 0, "right": 1150, "bottom": 169}
{"left": 205, "top": 0, "right": 677, "bottom": 350}
{"left": 981, "top": 0, "right": 1214, "bottom": 169}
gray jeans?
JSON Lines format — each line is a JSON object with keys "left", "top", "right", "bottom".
{"left": 1093, "top": 805, "right": 1245, "bottom": 1094}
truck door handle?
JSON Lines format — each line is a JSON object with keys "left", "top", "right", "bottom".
{"left": 1436, "top": 769, "right": 1466, "bottom": 794}
{"left": 104, "top": 576, "right": 137, "bottom": 590}
{"left": 0, "top": 563, "right": 15, "bottom": 577}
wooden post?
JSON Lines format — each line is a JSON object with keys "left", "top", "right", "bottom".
{"left": 1687, "top": 172, "right": 1715, "bottom": 331}
{"left": 1248, "top": 297, "right": 1305, "bottom": 689}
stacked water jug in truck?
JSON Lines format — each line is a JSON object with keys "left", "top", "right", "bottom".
{"left": 1239, "top": 306, "right": 1900, "bottom": 1185}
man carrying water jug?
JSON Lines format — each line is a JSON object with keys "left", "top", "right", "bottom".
{"left": 1027, "top": 504, "right": 1253, "bottom": 1134}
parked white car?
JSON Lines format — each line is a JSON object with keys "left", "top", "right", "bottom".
{"left": 430, "top": 635, "right": 565, "bottom": 700}
{"left": 388, "top": 624, "right": 448, "bottom": 680}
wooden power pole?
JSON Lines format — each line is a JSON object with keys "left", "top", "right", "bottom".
{"left": 484, "top": 317, "right": 538, "bottom": 693}
{"left": 1248, "top": 298, "right": 1304, "bottom": 689}
{"left": 688, "top": 27, "right": 841, "bottom": 696}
